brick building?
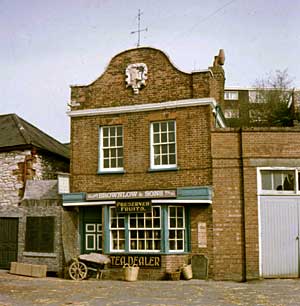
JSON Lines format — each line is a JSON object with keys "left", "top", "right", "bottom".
{"left": 64, "top": 47, "right": 300, "bottom": 280}
{"left": 223, "top": 87, "right": 300, "bottom": 127}
{"left": 0, "top": 114, "right": 69, "bottom": 273}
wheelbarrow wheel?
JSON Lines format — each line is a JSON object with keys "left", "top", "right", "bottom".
{"left": 69, "top": 261, "right": 88, "bottom": 280}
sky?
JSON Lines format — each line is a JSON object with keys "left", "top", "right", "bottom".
{"left": 1, "top": 0, "right": 299, "bottom": 143}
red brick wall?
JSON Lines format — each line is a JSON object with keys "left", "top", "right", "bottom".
{"left": 211, "top": 127, "right": 300, "bottom": 280}
{"left": 70, "top": 47, "right": 223, "bottom": 110}
{"left": 71, "top": 106, "right": 213, "bottom": 192}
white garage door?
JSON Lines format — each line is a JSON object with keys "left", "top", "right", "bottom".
{"left": 260, "top": 196, "right": 300, "bottom": 278}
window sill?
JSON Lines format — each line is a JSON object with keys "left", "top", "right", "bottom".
{"left": 98, "top": 170, "right": 126, "bottom": 175}
{"left": 148, "top": 167, "right": 179, "bottom": 173}
{"left": 23, "top": 252, "right": 57, "bottom": 258}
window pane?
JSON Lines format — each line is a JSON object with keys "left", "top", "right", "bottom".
{"left": 110, "top": 127, "right": 115, "bottom": 136}
{"left": 103, "top": 149, "right": 109, "bottom": 158}
{"left": 103, "top": 128, "right": 109, "bottom": 137}
{"left": 261, "top": 171, "right": 272, "bottom": 190}
{"left": 110, "top": 138, "right": 116, "bottom": 146}
{"left": 103, "top": 138, "right": 109, "bottom": 147}
{"left": 154, "top": 134, "right": 160, "bottom": 143}
{"left": 170, "top": 218, "right": 176, "bottom": 228}
{"left": 162, "top": 155, "right": 168, "bottom": 165}
{"left": 169, "top": 144, "right": 175, "bottom": 154}
{"left": 117, "top": 136, "right": 122, "bottom": 146}
{"left": 168, "top": 121, "right": 175, "bottom": 131}
{"left": 111, "top": 158, "right": 116, "bottom": 168}
{"left": 161, "top": 132, "right": 167, "bottom": 143}
{"left": 118, "top": 158, "right": 123, "bottom": 167}
{"left": 274, "top": 172, "right": 282, "bottom": 190}
{"left": 153, "top": 123, "right": 159, "bottom": 132}
{"left": 169, "top": 241, "right": 175, "bottom": 250}
{"left": 177, "top": 240, "right": 183, "bottom": 250}
{"left": 161, "top": 144, "right": 168, "bottom": 154}
{"left": 169, "top": 207, "right": 176, "bottom": 217}
{"left": 169, "top": 154, "right": 176, "bottom": 165}
{"left": 161, "top": 122, "right": 167, "bottom": 131}
{"left": 169, "top": 230, "right": 175, "bottom": 239}
{"left": 117, "top": 148, "right": 123, "bottom": 157}
{"left": 169, "top": 132, "right": 175, "bottom": 142}
{"left": 154, "top": 145, "right": 160, "bottom": 154}
{"left": 117, "top": 126, "right": 122, "bottom": 136}
{"left": 154, "top": 155, "right": 160, "bottom": 165}
{"left": 283, "top": 172, "right": 294, "bottom": 190}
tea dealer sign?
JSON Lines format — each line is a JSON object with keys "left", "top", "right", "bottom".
{"left": 86, "top": 189, "right": 176, "bottom": 201}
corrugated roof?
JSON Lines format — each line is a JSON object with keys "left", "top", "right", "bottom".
{"left": 0, "top": 113, "right": 69, "bottom": 159}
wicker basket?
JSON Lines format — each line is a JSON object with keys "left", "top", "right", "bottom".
{"left": 182, "top": 264, "right": 193, "bottom": 280}
{"left": 123, "top": 264, "right": 139, "bottom": 281}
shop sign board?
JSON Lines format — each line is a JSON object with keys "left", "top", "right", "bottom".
{"left": 116, "top": 200, "right": 152, "bottom": 213}
{"left": 86, "top": 189, "right": 176, "bottom": 201}
{"left": 110, "top": 254, "right": 161, "bottom": 268}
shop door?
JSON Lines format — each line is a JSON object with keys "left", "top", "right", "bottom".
{"left": 80, "top": 207, "right": 102, "bottom": 254}
{"left": 0, "top": 218, "right": 18, "bottom": 269}
{"left": 260, "top": 197, "right": 300, "bottom": 277}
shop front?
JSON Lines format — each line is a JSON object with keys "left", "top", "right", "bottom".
{"left": 63, "top": 187, "right": 212, "bottom": 280}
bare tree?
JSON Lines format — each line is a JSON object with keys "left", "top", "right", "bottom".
{"left": 250, "top": 69, "right": 295, "bottom": 127}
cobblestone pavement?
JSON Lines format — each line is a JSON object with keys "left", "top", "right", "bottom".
{"left": 0, "top": 271, "right": 300, "bottom": 306}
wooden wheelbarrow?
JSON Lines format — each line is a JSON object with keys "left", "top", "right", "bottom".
{"left": 68, "top": 253, "right": 111, "bottom": 280}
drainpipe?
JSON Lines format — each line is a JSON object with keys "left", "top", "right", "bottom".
{"left": 239, "top": 128, "right": 247, "bottom": 282}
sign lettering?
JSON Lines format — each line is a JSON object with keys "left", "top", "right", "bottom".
{"left": 110, "top": 255, "right": 161, "bottom": 268}
{"left": 116, "top": 200, "right": 151, "bottom": 213}
{"left": 86, "top": 189, "right": 176, "bottom": 201}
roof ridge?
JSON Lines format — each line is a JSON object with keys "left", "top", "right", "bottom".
{"left": 11, "top": 114, "right": 31, "bottom": 145}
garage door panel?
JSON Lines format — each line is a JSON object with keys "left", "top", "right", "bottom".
{"left": 260, "top": 197, "right": 299, "bottom": 277}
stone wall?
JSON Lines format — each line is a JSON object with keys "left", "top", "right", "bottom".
{"left": 0, "top": 150, "right": 31, "bottom": 207}
{"left": 18, "top": 199, "right": 64, "bottom": 274}
{"left": 0, "top": 149, "right": 69, "bottom": 208}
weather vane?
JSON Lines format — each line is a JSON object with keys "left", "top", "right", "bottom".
{"left": 131, "top": 9, "right": 147, "bottom": 47}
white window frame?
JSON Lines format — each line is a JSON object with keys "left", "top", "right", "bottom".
{"left": 128, "top": 206, "right": 161, "bottom": 253}
{"left": 168, "top": 206, "right": 185, "bottom": 252}
{"left": 257, "top": 167, "right": 299, "bottom": 195}
{"left": 109, "top": 207, "right": 125, "bottom": 252}
{"left": 85, "top": 223, "right": 102, "bottom": 252}
{"left": 150, "top": 120, "right": 177, "bottom": 170}
{"left": 224, "top": 91, "right": 239, "bottom": 100}
{"left": 99, "top": 125, "right": 124, "bottom": 173}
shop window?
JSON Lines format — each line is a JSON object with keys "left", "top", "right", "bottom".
{"left": 150, "top": 120, "right": 176, "bottom": 170}
{"left": 25, "top": 217, "right": 54, "bottom": 253}
{"left": 129, "top": 207, "right": 161, "bottom": 251}
{"left": 169, "top": 206, "right": 185, "bottom": 251}
{"left": 108, "top": 205, "right": 187, "bottom": 253}
{"left": 110, "top": 207, "right": 125, "bottom": 251}
{"left": 260, "top": 170, "right": 295, "bottom": 192}
{"left": 99, "top": 125, "right": 123, "bottom": 173}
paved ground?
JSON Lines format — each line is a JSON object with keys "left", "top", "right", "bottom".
{"left": 0, "top": 271, "right": 300, "bottom": 306}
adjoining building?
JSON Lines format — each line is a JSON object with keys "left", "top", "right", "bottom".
{"left": 64, "top": 47, "right": 300, "bottom": 281}
{"left": 0, "top": 114, "right": 70, "bottom": 274}
{"left": 223, "top": 87, "right": 300, "bottom": 127}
